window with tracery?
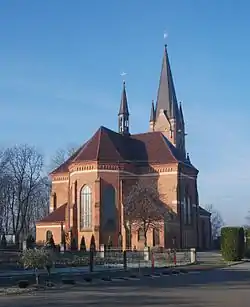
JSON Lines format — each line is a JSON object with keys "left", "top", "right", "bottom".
{"left": 80, "top": 185, "right": 92, "bottom": 229}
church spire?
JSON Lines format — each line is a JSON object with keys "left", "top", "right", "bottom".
{"left": 155, "top": 44, "right": 179, "bottom": 121}
{"left": 149, "top": 100, "right": 156, "bottom": 131}
{"left": 118, "top": 81, "right": 130, "bottom": 135}
{"left": 179, "top": 101, "right": 184, "bottom": 128}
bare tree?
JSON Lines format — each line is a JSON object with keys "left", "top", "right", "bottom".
{"left": 205, "top": 204, "right": 224, "bottom": 239}
{"left": 123, "top": 180, "right": 171, "bottom": 247}
{"left": 50, "top": 144, "right": 78, "bottom": 171}
{"left": 0, "top": 149, "right": 11, "bottom": 233}
{"left": 0, "top": 145, "right": 49, "bottom": 242}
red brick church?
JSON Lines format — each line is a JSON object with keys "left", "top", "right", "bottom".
{"left": 36, "top": 45, "right": 212, "bottom": 250}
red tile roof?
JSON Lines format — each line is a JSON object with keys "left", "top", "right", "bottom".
{"left": 37, "top": 203, "right": 67, "bottom": 224}
{"left": 51, "top": 126, "right": 196, "bottom": 174}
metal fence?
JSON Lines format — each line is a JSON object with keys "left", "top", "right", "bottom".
{"left": 0, "top": 248, "right": 193, "bottom": 274}
{"left": 53, "top": 248, "right": 192, "bottom": 271}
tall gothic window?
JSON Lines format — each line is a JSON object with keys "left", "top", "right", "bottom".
{"left": 80, "top": 185, "right": 92, "bottom": 229}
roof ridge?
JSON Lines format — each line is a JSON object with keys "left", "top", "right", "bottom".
{"left": 37, "top": 203, "right": 67, "bottom": 224}
{"left": 96, "top": 127, "right": 103, "bottom": 160}
{"left": 72, "top": 128, "right": 101, "bottom": 163}
{"left": 131, "top": 131, "right": 161, "bottom": 137}
{"left": 159, "top": 133, "right": 178, "bottom": 162}
{"left": 104, "top": 127, "right": 123, "bottom": 163}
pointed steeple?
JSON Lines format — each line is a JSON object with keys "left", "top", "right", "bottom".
{"left": 118, "top": 81, "right": 130, "bottom": 135}
{"left": 179, "top": 101, "right": 184, "bottom": 128}
{"left": 149, "top": 100, "right": 155, "bottom": 122}
{"left": 179, "top": 101, "right": 184, "bottom": 120}
{"left": 118, "top": 81, "right": 129, "bottom": 116}
{"left": 155, "top": 44, "right": 179, "bottom": 120}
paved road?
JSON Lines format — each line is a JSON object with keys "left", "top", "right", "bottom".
{"left": 1, "top": 262, "right": 250, "bottom": 306}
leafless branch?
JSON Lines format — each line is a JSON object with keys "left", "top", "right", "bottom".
{"left": 123, "top": 179, "right": 171, "bottom": 247}
{"left": 205, "top": 204, "right": 224, "bottom": 239}
{"left": 50, "top": 144, "right": 78, "bottom": 171}
{"left": 0, "top": 145, "right": 49, "bottom": 242}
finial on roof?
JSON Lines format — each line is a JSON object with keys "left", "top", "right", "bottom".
{"left": 120, "top": 72, "right": 127, "bottom": 83}
{"left": 186, "top": 152, "right": 191, "bottom": 163}
{"left": 155, "top": 35, "right": 178, "bottom": 121}
{"left": 163, "top": 31, "right": 168, "bottom": 47}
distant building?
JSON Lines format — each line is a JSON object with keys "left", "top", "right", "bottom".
{"left": 36, "top": 45, "right": 211, "bottom": 250}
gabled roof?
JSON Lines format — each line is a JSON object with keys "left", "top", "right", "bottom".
{"left": 51, "top": 126, "right": 197, "bottom": 176}
{"left": 130, "top": 131, "right": 178, "bottom": 164}
{"left": 37, "top": 203, "right": 67, "bottom": 224}
{"left": 72, "top": 126, "right": 129, "bottom": 163}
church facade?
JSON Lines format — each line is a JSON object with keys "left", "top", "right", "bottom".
{"left": 36, "top": 45, "right": 212, "bottom": 250}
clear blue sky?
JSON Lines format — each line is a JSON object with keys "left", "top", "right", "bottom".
{"left": 0, "top": 1, "right": 249, "bottom": 226}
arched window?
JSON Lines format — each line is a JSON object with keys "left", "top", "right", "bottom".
{"left": 46, "top": 230, "right": 52, "bottom": 242}
{"left": 80, "top": 185, "right": 92, "bottom": 229}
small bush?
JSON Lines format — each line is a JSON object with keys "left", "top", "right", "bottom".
{"left": 46, "top": 281, "right": 55, "bottom": 288}
{"left": 21, "top": 248, "right": 54, "bottom": 284}
{"left": 18, "top": 280, "right": 29, "bottom": 288}
{"left": 26, "top": 235, "right": 35, "bottom": 249}
{"left": 221, "top": 227, "right": 245, "bottom": 261}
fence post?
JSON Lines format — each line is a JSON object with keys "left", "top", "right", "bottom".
{"left": 151, "top": 251, "right": 154, "bottom": 273}
{"left": 190, "top": 248, "right": 196, "bottom": 264}
{"left": 89, "top": 250, "right": 94, "bottom": 272}
{"left": 173, "top": 249, "right": 177, "bottom": 266}
{"left": 100, "top": 244, "right": 105, "bottom": 259}
{"left": 123, "top": 250, "right": 127, "bottom": 271}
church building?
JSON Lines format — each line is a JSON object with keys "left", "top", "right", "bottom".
{"left": 36, "top": 45, "right": 212, "bottom": 250}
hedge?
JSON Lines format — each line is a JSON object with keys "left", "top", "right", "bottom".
{"left": 221, "top": 227, "right": 245, "bottom": 261}
{"left": 244, "top": 228, "right": 250, "bottom": 258}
